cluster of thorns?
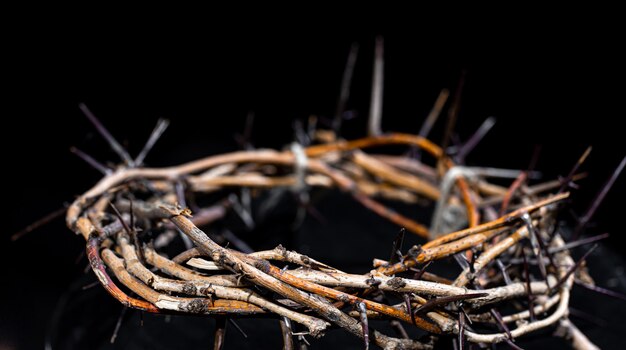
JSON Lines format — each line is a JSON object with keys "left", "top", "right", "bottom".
{"left": 60, "top": 43, "right": 626, "bottom": 350}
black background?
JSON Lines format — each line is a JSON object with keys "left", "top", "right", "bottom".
{"left": 3, "top": 21, "right": 626, "bottom": 349}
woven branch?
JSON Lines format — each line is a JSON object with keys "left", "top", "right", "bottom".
{"left": 66, "top": 131, "right": 596, "bottom": 349}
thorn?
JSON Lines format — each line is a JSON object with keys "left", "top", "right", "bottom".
{"left": 229, "top": 194, "right": 255, "bottom": 230}
{"left": 134, "top": 118, "right": 169, "bottom": 166}
{"left": 74, "top": 250, "right": 85, "bottom": 265}
{"left": 70, "top": 147, "right": 111, "bottom": 175}
{"left": 440, "top": 70, "right": 467, "bottom": 154}
{"left": 412, "top": 261, "right": 433, "bottom": 280}
{"left": 568, "top": 307, "right": 608, "bottom": 327}
{"left": 468, "top": 250, "right": 476, "bottom": 274}
{"left": 129, "top": 199, "right": 135, "bottom": 233}
{"left": 458, "top": 305, "right": 465, "bottom": 350}
{"left": 242, "top": 111, "right": 256, "bottom": 150}
{"left": 500, "top": 172, "right": 528, "bottom": 215}
{"left": 293, "top": 119, "right": 310, "bottom": 146}
{"left": 456, "top": 116, "right": 496, "bottom": 163}
{"left": 558, "top": 146, "right": 592, "bottom": 193}
{"left": 110, "top": 202, "right": 145, "bottom": 263}
{"left": 574, "top": 280, "right": 626, "bottom": 302}
{"left": 110, "top": 306, "right": 128, "bottom": 344}
{"left": 550, "top": 233, "right": 609, "bottom": 253}
{"left": 79, "top": 103, "right": 134, "bottom": 165}
{"left": 521, "top": 249, "right": 535, "bottom": 321}
{"left": 334, "top": 42, "right": 359, "bottom": 133}
{"left": 521, "top": 214, "right": 556, "bottom": 289}
{"left": 11, "top": 205, "right": 67, "bottom": 241}
{"left": 356, "top": 302, "right": 369, "bottom": 350}
{"left": 389, "top": 228, "right": 405, "bottom": 264}
{"left": 297, "top": 334, "right": 310, "bottom": 348}
{"left": 496, "top": 259, "right": 513, "bottom": 285}
{"left": 389, "top": 320, "right": 410, "bottom": 339}
{"left": 504, "top": 338, "right": 525, "bottom": 350}
{"left": 280, "top": 317, "right": 294, "bottom": 350}
{"left": 574, "top": 156, "right": 626, "bottom": 238}
{"left": 490, "top": 308, "right": 513, "bottom": 340}
{"left": 129, "top": 200, "right": 145, "bottom": 263}
{"left": 175, "top": 181, "right": 193, "bottom": 250}
{"left": 109, "top": 203, "right": 132, "bottom": 235}
{"left": 368, "top": 36, "right": 384, "bottom": 136}
{"left": 228, "top": 318, "right": 248, "bottom": 338}
{"left": 527, "top": 145, "right": 543, "bottom": 173}
{"left": 414, "top": 293, "right": 488, "bottom": 315}
{"left": 453, "top": 253, "right": 470, "bottom": 270}
{"left": 403, "top": 294, "right": 416, "bottom": 326}
{"left": 81, "top": 280, "right": 100, "bottom": 291}
{"left": 419, "top": 89, "right": 450, "bottom": 139}
{"left": 459, "top": 305, "right": 472, "bottom": 325}
{"left": 222, "top": 229, "right": 254, "bottom": 254}
{"left": 214, "top": 317, "right": 227, "bottom": 350}
{"left": 553, "top": 244, "right": 598, "bottom": 291}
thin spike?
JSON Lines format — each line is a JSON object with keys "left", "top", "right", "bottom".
{"left": 456, "top": 116, "right": 496, "bottom": 162}
{"left": 175, "top": 181, "right": 193, "bottom": 250}
{"left": 403, "top": 294, "right": 416, "bottom": 326}
{"left": 243, "top": 111, "right": 255, "bottom": 150}
{"left": 128, "top": 200, "right": 145, "bottom": 263}
{"left": 222, "top": 229, "right": 254, "bottom": 254}
{"left": 334, "top": 43, "right": 359, "bottom": 133}
{"left": 109, "top": 203, "right": 132, "bottom": 235}
{"left": 415, "top": 293, "right": 488, "bottom": 315}
{"left": 110, "top": 306, "right": 128, "bottom": 344}
{"left": 280, "top": 317, "right": 294, "bottom": 350}
{"left": 553, "top": 244, "right": 598, "bottom": 291}
{"left": 228, "top": 318, "right": 248, "bottom": 338}
{"left": 389, "top": 228, "right": 405, "bottom": 264}
{"left": 574, "top": 280, "right": 626, "bottom": 302}
{"left": 441, "top": 70, "right": 466, "bottom": 153}
{"left": 296, "top": 333, "right": 310, "bottom": 349}
{"left": 574, "top": 156, "right": 626, "bottom": 238}
{"left": 368, "top": 36, "right": 384, "bottom": 136}
{"left": 79, "top": 103, "right": 133, "bottom": 165}
{"left": 527, "top": 145, "right": 542, "bottom": 173}
{"left": 70, "top": 147, "right": 111, "bottom": 175}
{"left": 490, "top": 309, "right": 513, "bottom": 340}
{"left": 459, "top": 306, "right": 472, "bottom": 325}
{"left": 558, "top": 146, "right": 592, "bottom": 193}
{"left": 413, "top": 261, "right": 433, "bottom": 280}
{"left": 214, "top": 317, "right": 227, "bottom": 350}
{"left": 110, "top": 202, "right": 145, "bottom": 263}
{"left": 504, "top": 338, "right": 525, "bottom": 350}
{"left": 134, "top": 118, "right": 170, "bottom": 165}
{"left": 356, "top": 302, "right": 369, "bottom": 350}
{"left": 549, "top": 233, "right": 609, "bottom": 254}
{"left": 129, "top": 200, "right": 135, "bottom": 233}
{"left": 521, "top": 249, "right": 535, "bottom": 321}
{"left": 496, "top": 259, "right": 513, "bottom": 285}
{"left": 568, "top": 307, "right": 608, "bottom": 327}
{"left": 458, "top": 306, "right": 465, "bottom": 350}
{"left": 389, "top": 320, "right": 409, "bottom": 339}
{"left": 521, "top": 214, "right": 555, "bottom": 287}
{"left": 419, "top": 89, "right": 450, "bottom": 139}
{"left": 500, "top": 172, "right": 528, "bottom": 215}
{"left": 229, "top": 194, "right": 255, "bottom": 230}
{"left": 11, "top": 205, "right": 67, "bottom": 241}
{"left": 81, "top": 280, "right": 100, "bottom": 291}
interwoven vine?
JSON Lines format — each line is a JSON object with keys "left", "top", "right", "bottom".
{"left": 65, "top": 126, "right": 597, "bottom": 349}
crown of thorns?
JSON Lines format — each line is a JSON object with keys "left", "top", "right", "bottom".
{"left": 64, "top": 43, "right": 620, "bottom": 350}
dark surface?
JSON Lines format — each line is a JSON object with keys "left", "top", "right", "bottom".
{"left": 3, "top": 25, "right": 626, "bottom": 349}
